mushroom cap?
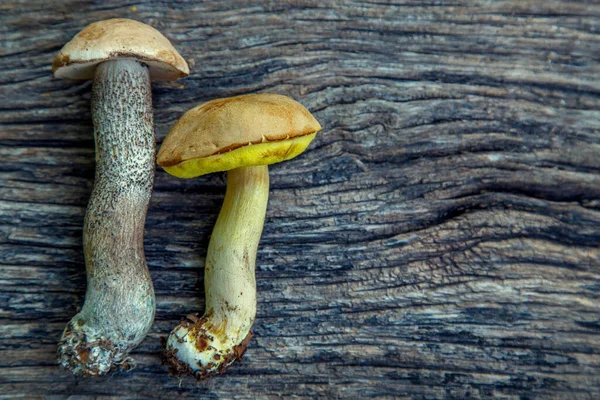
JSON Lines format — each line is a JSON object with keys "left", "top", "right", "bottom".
{"left": 157, "top": 94, "right": 322, "bottom": 178}
{"left": 52, "top": 18, "right": 189, "bottom": 81}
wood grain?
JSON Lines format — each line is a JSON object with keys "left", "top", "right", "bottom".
{"left": 1, "top": 0, "right": 599, "bottom": 398}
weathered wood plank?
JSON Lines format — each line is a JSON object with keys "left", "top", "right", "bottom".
{"left": 1, "top": 0, "right": 600, "bottom": 398}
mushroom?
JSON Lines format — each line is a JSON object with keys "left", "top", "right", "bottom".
{"left": 157, "top": 94, "right": 321, "bottom": 378}
{"left": 53, "top": 18, "right": 189, "bottom": 376}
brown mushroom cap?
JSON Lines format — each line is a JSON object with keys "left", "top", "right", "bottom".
{"left": 52, "top": 18, "right": 190, "bottom": 81}
{"left": 156, "top": 94, "right": 322, "bottom": 178}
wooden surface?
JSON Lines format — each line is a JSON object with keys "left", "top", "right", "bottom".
{"left": 1, "top": 1, "right": 599, "bottom": 398}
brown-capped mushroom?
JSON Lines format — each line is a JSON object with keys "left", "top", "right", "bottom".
{"left": 53, "top": 18, "right": 189, "bottom": 376}
{"left": 157, "top": 93, "right": 321, "bottom": 378}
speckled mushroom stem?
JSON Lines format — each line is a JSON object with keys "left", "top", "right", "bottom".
{"left": 57, "top": 59, "right": 156, "bottom": 376}
{"left": 164, "top": 165, "right": 269, "bottom": 378}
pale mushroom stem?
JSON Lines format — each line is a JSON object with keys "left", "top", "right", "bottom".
{"left": 58, "top": 59, "right": 156, "bottom": 376}
{"left": 165, "top": 165, "right": 269, "bottom": 378}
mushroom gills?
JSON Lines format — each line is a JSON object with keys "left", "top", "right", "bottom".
{"left": 163, "top": 133, "right": 316, "bottom": 179}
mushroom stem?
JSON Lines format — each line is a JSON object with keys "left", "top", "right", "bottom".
{"left": 58, "top": 59, "right": 156, "bottom": 376}
{"left": 165, "top": 165, "right": 269, "bottom": 378}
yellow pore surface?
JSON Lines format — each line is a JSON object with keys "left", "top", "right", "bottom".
{"left": 162, "top": 133, "right": 316, "bottom": 179}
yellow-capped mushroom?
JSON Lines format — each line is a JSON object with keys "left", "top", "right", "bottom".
{"left": 158, "top": 93, "right": 321, "bottom": 378}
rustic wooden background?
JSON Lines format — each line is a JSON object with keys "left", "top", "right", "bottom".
{"left": 1, "top": 0, "right": 599, "bottom": 398}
